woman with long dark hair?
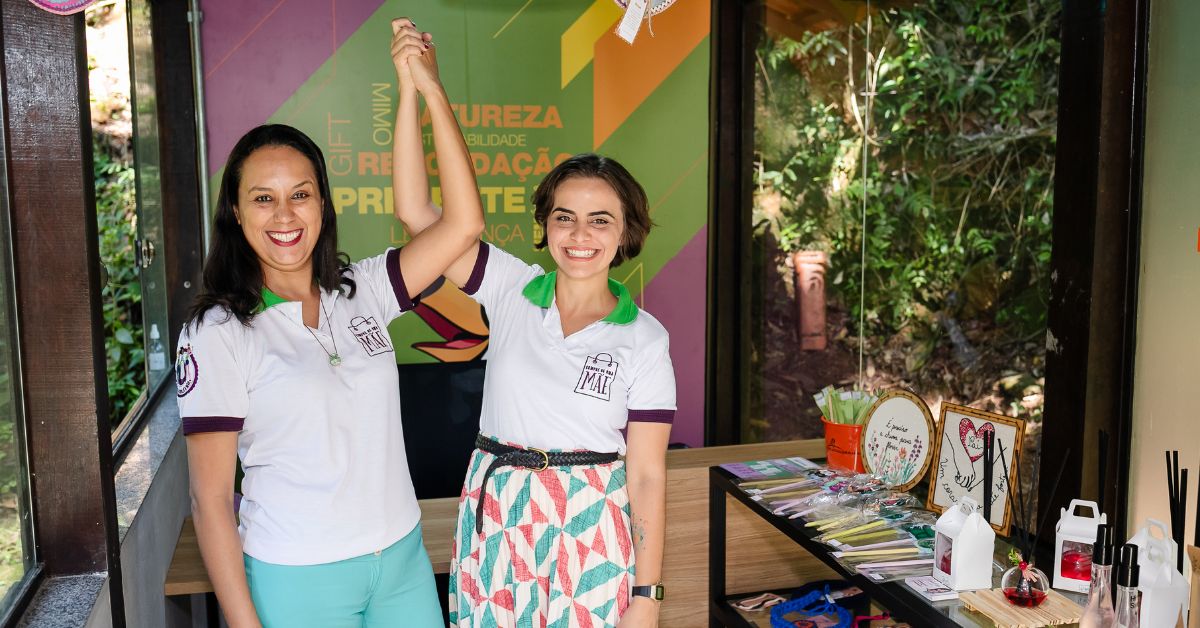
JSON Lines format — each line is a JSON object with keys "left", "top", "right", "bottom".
{"left": 178, "top": 20, "right": 478, "bottom": 627}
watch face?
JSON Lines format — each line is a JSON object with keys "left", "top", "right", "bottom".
{"left": 633, "top": 585, "right": 665, "bottom": 600}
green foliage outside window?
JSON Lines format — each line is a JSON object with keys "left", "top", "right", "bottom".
{"left": 752, "top": 0, "right": 1059, "bottom": 440}
{"left": 0, "top": 376, "right": 23, "bottom": 594}
{"left": 95, "top": 137, "right": 144, "bottom": 424}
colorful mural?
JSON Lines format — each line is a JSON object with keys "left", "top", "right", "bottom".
{"left": 201, "top": 0, "right": 708, "bottom": 446}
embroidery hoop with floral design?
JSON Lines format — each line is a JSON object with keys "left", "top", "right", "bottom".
{"left": 858, "top": 390, "right": 934, "bottom": 491}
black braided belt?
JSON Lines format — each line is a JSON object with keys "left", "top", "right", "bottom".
{"left": 473, "top": 433, "right": 619, "bottom": 534}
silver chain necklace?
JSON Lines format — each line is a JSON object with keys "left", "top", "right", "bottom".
{"left": 305, "top": 297, "right": 342, "bottom": 367}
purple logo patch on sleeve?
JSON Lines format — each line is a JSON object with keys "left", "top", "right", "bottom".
{"left": 175, "top": 344, "right": 199, "bottom": 397}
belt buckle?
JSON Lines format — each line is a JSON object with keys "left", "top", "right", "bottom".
{"left": 528, "top": 447, "right": 550, "bottom": 472}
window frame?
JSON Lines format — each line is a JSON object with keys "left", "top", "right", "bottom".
{"left": 706, "top": 0, "right": 1149, "bottom": 547}
{"left": 706, "top": 0, "right": 757, "bottom": 448}
{"left": 0, "top": 34, "right": 38, "bottom": 623}
{"left": 106, "top": 0, "right": 204, "bottom": 463}
{"left": 107, "top": 0, "right": 204, "bottom": 460}
{"left": 0, "top": 2, "right": 126, "bottom": 623}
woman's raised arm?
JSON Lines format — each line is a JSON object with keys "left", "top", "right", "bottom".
{"left": 390, "top": 19, "right": 484, "bottom": 293}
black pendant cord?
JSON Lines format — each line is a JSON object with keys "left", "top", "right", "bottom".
{"left": 305, "top": 296, "right": 342, "bottom": 366}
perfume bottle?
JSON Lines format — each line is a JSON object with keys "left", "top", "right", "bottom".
{"left": 1113, "top": 543, "right": 1140, "bottom": 628}
{"left": 1080, "top": 523, "right": 1115, "bottom": 628}
{"left": 148, "top": 324, "right": 167, "bottom": 372}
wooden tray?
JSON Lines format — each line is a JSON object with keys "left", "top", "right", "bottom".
{"left": 959, "top": 589, "right": 1083, "bottom": 628}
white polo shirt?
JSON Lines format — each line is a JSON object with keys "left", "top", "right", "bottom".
{"left": 463, "top": 243, "right": 676, "bottom": 455}
{"left": 176, "top": 249, "right": 421, "bottom": 566}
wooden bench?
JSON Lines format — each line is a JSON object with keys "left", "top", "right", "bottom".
{"left": 166, "top": 440, "right": 833, "bottom": 627}
{"left": 165, "top": 497, "right": 460, "bottom": 597}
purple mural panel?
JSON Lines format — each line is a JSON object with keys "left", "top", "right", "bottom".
{"left": 642, "top": 227, "right": 707, "bottom": 448}
{"left": 200, "top": 0, "right": 385, "bottom": 174}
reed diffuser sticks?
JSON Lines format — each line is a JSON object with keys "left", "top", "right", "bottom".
{"left": 1195, "top": 453, "right": 1200, "bottom": 548}
{"left": 1003, "top": 447, "right": 1070, "bottom": 564}
{"left": 1032, "top": 451, "right": 1070, "bottom": 564}
{"left": 1165, "top": 450, "right": 1189, "bottom": 572}
{"left": 983, "top": 431, "right": 994, "bottom": 521}
{"left": 1098, "top": 429, "right": 1109, "bottom": 516}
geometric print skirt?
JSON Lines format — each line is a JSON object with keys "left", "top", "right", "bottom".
{"left": 449, "top": 442, "right": 635, "bottom": 627}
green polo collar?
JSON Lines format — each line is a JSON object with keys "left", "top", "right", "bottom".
{"left": 521, "top": 271, "right": 639, "bottom": 325}
{"left": 256, "top": 286, "right": 343, "bottom": 313}
{"left": 258, "top": 287, "right": 288, "bottom": 312}
{"left": 252, "top": 287, "right": 289, "bottom": 314}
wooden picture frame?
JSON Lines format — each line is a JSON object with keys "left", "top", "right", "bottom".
{"left": 858, "top": 390, "right": 935, "bottom": 491}
{"left": 927, "top": 403, "right": 1025, "bottom": 536}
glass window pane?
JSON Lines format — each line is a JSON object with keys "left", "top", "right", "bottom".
{"left": 748, "top": 1, "right": 1058, "bottom": 507}
{"left": 0, "top": 68, "right": 35, "bottom": 608}
{"left": 88, "top": 0, "right": 170, "bottom": 433}
{"left": 128, "top": 0, "right": 171, "bottom": 393}
{"left": 88, "top": 2, "right": 146, "bottom": 428}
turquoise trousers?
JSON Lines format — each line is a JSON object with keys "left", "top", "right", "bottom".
{"left": 244, "top": 524, "right": 443, "bottom": 627}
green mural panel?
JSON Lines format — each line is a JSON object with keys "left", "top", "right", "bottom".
{"left": 208, "top": 1, "right": 708, "bottom": 363}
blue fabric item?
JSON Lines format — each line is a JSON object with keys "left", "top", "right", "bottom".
{"left": 769, "top": 586, "right": 854, "bottom": 628}
{"left": 243, "top": 524, "right": 442, "bottom": 627}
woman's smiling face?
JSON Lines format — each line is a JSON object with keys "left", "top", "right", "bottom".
{"left": 545, "top": 177, "right": 625, "bottom": 279}
{"left": 235, "top": 145, "right": 323, "bottom": 278}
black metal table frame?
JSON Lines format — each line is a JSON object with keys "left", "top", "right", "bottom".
{"left": 708, "top": 465, "right": 963, "bottom": 628}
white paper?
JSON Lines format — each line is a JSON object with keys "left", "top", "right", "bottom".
{"left": 905, "top": 575, "right": 959, "bottom": 601}
{"left": 617, "top": 0, "right": 648, "bottom": 44}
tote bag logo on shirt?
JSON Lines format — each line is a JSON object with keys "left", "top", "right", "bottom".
{"left": 574, "top": 353, "right": 619, "bottom": 401}
{"left": 348, "top": 316, "right": 393, "bottom": 356}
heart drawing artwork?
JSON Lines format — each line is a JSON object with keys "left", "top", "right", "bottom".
{"left": 930, "top": 403, "right": 1026, "bottom": 535}
{"left": 959, "top": 419, "right": 996, "bottom": 463}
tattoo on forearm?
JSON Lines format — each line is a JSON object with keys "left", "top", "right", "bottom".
{"left": 632, "top": 516, "right": 647, "bottom": 551}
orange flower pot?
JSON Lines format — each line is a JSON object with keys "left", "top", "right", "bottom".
{"left": 822, "top": 417, "right": 865, "bottom": 472}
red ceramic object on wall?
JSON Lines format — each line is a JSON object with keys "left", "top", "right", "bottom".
{"left": 793, "top": 251, "right": 828, "bottom": 351}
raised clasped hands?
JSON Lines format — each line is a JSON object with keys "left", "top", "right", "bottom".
{"left": 955, "top": 469, "right": 976, "bottom": 490}
{"left": 946, "top": 431, "right": 977, "bottom": 490}
{"left": 390, "top": 18, "right": 442, "bottom": 96}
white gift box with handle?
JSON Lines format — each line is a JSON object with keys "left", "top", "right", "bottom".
{"left": 1127, "top": 519, "right": 1190, "bottom": 627}
{"left": 933, "top": 496, "right": 995, "bottom": 591}
{"left": 1053, "top": 499, "right": 1106, "bottom": 593}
